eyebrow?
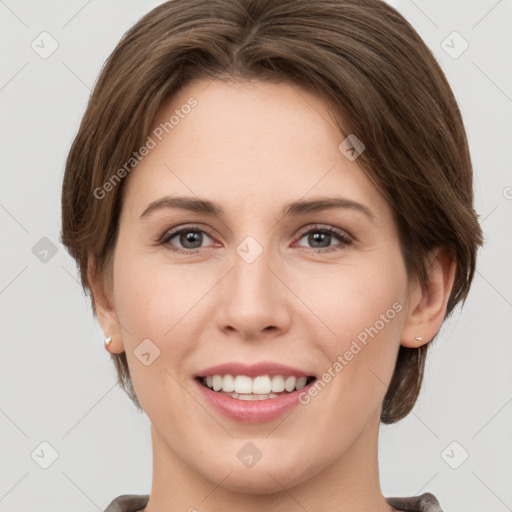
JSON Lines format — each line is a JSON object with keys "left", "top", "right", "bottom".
{"left": 139, "top": 195, "right": 375, "bottom": 222}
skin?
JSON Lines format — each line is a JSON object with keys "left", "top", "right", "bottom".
{"left": 89, "top": 79, "right": 456, "bottom": 512}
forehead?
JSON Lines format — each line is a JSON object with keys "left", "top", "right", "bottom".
{"left": 121, "top": 79, "right": 390, "bottom": 225}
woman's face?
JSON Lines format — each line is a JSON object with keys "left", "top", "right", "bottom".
{"left": 107, "top": 79, "right": 413, "bottom": 492}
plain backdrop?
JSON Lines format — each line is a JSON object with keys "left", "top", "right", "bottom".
{"left": 1, "top": 1, "right": 511, "bottom": 511}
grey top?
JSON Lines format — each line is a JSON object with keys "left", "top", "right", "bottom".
{"left": 104, "top": 492, "right": 444, "bottom": 511}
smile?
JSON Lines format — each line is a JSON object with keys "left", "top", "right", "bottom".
{"left": 194, "top": 362, "right": 317, "bottom": 423}
{"left": 199, "top": 374, "right": 315, "bottom": 400}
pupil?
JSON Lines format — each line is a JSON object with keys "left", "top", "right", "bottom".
{"left": 310, "top": 232, "right": 330, "bottom": 248}
{"left": 181, "top": 231, "right": 202, "bottom": 249}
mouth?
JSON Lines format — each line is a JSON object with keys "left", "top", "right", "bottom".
{"left": 196, "top": 374, "right": 317, "bottom": 401}
{"left": 193, "top": 362, "right": 318, "bottom": 422}
{"left": 193, "top": 363, "right": 318, "bottom": 423}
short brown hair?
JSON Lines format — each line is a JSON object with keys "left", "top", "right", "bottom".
{"left": 61, "top": 0, "right": 483, "bottom": 423}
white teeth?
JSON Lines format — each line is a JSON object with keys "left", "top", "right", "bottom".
{"left": 284, "top": 376, "right": 297, "bottom": 392}
{"left": 271, "top": 375, "right": 285, "bottom": 392}
{"left": 296, "top": 376, "right": 307, "bottom": 390}
{"left": 236, "top": 393, "right": 279, "bottom": 400}
{"left": 212, "top": 375, "right": 223, "bottom": 391}
{"left": 201, "top": 374, "right": 313, "bottom": 396}
{"left": 220, "top": 393, "right": 279, "bottom": 401}
{"left": 252, "top": 375, "right": 272, "bottom": 394}
{"left": 222, "top": 374, "right": 235, "bottom": 392}
{"left": 234, "top": 375, "right": 253, "bottom": 394}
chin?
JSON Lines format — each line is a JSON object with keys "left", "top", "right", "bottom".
{"left": 198, "top": 453, "right": 319, "bottom": 495}
{"left": 214, "top": 468, "right": 302, "bottom": 495}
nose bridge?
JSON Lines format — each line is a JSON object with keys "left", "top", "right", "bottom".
{"left": 215, "top": 233, "right": 290, "bottom": 338}
{"left": 232, "top": 233, "right": 278, "bottom": 308}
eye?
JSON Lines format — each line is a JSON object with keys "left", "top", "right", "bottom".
{"left": 160, "top": 225, "right": 216, "bottom": 253}
{"left": 293, "top": 225, "right": 353, "bottom": 252}
{"left": 159, "top": 223, "right": 353, "bottom": 254}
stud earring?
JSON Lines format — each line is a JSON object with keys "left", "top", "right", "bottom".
{"left": 415, "top": 336, "right": 422, "bottom": 341}
{"left": 105, "top": 336, "right": 113, "bottom": 347}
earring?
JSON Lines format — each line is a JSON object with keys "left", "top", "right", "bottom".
{"left": 415, "top": 336, "right": 422, "bottom": 341}
{"left": 104, "top": 336, "right": 113, "bottom": 347}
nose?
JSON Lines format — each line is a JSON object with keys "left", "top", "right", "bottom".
{"left": 215, "top": 240, "right": 292, "bottom": 341}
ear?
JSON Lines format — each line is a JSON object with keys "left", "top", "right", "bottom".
{"left": 87, "top": 258, "right": 125, "bottom": 354}
{"left": 401, "top": 246, "right": 457, "bottom": 348}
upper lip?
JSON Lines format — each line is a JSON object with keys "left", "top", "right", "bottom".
{"left": 195, "top": 361, "right": 316, "bottom": 378}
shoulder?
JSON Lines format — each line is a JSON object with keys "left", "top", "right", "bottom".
{"left": 386, "top": 492, "right": 444, "bottom": 512}
{"left": 103, "top": 494, "right": 150, "bottom": 512}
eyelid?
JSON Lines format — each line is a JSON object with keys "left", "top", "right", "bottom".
{"left": 294, "top": 223, "right": 353, "bottom": 241}
{"left": 159, "top": 223, "right": 216, "bottom": 245}
{"left": 159, "top": 222, "right": 354, "bottom": 253}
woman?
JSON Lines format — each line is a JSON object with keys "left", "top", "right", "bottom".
{"left": 61, "top": 0, "right": 483, "bottom": 510}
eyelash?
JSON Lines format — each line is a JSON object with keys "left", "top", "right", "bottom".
{"left": 159, "top": 224, "right": 353, "bottom": 255}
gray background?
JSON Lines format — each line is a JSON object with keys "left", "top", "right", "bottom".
{"left": 1, "top": 0, "right": 511, "bottom": 510}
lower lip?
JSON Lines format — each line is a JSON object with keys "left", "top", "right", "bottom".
{"left": 194, "top": 379, "right": 314, "bottom": 423}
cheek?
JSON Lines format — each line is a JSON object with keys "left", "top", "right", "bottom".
{"left": 296, "top": 258, "right": 406, "bottom": 345}
{"left": 113, "top": 248, "right": 200, "bottom": 336}
{"left": 111, "top": 252, "right": 191, "bottom": 380}
{"left": 111, "top": 253, "right": 220, "bottom": 407}
{"left": 297, "top": 257, "right": 406, "bottom": 407}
